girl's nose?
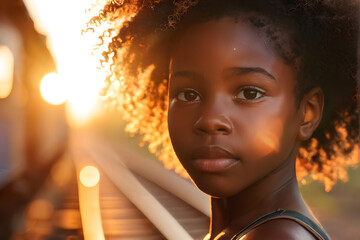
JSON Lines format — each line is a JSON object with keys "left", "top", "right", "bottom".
{"left": 193, "top": 113, "right": 233, "bottom": 135}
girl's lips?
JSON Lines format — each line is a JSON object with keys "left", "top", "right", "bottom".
{"left": 191, "top": 146, "right": 240, "bottom": 172}
{"left": 194, "top": 158, "right": 240, "bottom": 172}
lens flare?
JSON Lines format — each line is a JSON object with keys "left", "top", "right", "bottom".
{"left": 79, "top": 165, "right": 100, "bottom": 187}
{"left": 40, "top": 73, "right": 67, "bottom": 105}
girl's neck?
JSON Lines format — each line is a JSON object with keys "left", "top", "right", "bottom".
{"left": 209, "top": 156, "right": 311, "bottom": 239}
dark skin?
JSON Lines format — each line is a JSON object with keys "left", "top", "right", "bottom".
{"left": 167, "top": 18, "right": 324, "bottom": 239}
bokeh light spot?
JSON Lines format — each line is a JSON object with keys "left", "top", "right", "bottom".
{"left": 27, "top": 199, "right": 54, "bottom": 220}
{"left": 0, "top": 45, "right": 14, "bottom": 99}
{"left": 80, "top": 165, "right": 100, "bottom": 187}
{"left": 40, "top": 73, "right": 67, "bottom": 105}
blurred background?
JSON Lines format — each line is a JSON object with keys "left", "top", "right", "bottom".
{"left": 0, "top": 0, "right": 359, "bottom": 239}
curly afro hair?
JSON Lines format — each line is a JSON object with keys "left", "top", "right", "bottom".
{"left": 88, "top": 0, "right": 359, "bottom": 191}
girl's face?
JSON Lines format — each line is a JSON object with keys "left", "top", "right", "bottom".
{"left": 168, "top": 17, "right": 302, "bottom": 197}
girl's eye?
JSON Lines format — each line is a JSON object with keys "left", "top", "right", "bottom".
{"left": 235, "top": 87, "right": 265, "bottom": 100}
{"left": 177, "top": 89, "right": 201, "bottom": 102}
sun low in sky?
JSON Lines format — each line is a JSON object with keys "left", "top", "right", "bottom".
{"left": 24, "top": 0, "right": 109, "bottom": 127}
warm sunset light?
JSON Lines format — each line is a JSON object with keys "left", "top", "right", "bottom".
{"left": 0, "top": 45, "right": 14, "bottom": 99}
{"left": 24, "top": 0, "right": 109, "bottom": 127}
{"left": 256, "top": 131, "right": 280, "bottom": 155}
{"left": 80, "top": 165, "right": 100, "bottom": 187}
{"left": 40, "top": 73, "right": 67, "bottom": 105}
{"left": 214, "top": 232, "right": 225, "bottom": 240}
{"left": 65, "top": 70, "right": 104, "bottom": 127}
{"left": 77, "top": 163, "right": 105, "bottom": 240}
{"left": 254, "top": 120, "right": 282, "bottom": 157}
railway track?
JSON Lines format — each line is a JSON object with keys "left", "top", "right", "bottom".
{"left": 10, "top": 131, "right": 210, "bottom": 239}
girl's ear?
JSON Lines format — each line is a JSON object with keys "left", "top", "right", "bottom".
{"left": 297, "top": 88, "right": 324, "bottom": 141}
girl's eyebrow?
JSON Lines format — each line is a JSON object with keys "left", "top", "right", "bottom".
{"left": 223, "top": 67, "right": 276, "bottom": 81}
{"left": 169, "top": 67, "right": 276, "bottom": 81}
{"left": 169, "top": 71, "right": 204, "bottom": 81}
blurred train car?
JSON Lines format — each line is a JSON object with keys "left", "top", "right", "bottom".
{"left": 0, "top": 0, "right": 67, "bottom": 237}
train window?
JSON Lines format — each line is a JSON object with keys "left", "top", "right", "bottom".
{"left": 0, "top": 45, "right": 14, "bottom": 99}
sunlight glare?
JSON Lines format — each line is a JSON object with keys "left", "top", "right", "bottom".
{"left": 40, "top": 73, "right": 67, "bottom": 105}
{"left": 25, "top": 0, "right": 110, "bottom": 126}
{"left": 0, "top": 45, "right": 14, "bottom": 99}
{"left": 254, "top": 119, "right": 282, "bottom": 157}
{"left": 65, "top": 74, "right": 102, "bottom": 127}
{"left": 257, "top": 132, "right": 280, "bottom": 155}
{"left": 80, "top": 165, "right": 100, "bottom": 188}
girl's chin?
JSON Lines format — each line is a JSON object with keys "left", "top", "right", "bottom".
{"left": 186, "top": 168, "right": 248, "bottom": 198}
{"left": 192, "top": 179, "right": 242, "bottom": 198}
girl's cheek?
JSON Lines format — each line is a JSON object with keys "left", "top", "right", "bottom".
{"left": 250, "top": 118, "right": 284, "bottom": 158}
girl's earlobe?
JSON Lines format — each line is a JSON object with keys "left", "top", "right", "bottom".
{"left": 297, "top": 88, "right": 324, "bottom": 141}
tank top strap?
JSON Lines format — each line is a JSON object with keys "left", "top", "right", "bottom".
{"left": 231, "top": 209, "right": 330, "bottom": 240}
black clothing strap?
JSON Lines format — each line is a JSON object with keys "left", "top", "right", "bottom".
{"left": 231, "top": 209, "right": 330, "bottom": 240}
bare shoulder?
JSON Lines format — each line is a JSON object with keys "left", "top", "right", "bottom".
{"left": 241, "top": 219, "right": 317, "bottom": 240}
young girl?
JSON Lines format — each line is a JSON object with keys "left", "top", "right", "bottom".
{"left": 89, "top": 0, "right": 359, "bottom": 239}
